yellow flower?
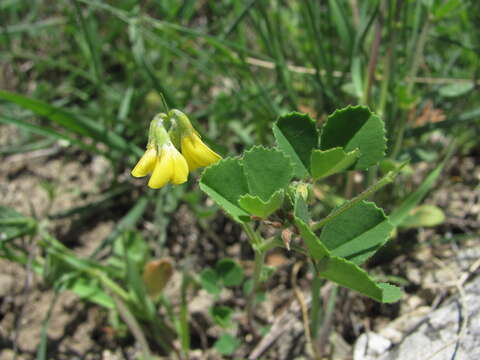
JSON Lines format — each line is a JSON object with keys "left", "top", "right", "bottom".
{"left": 132, "top": 144, "right": 189, "bottom": 189}
{"left": 181, "top": 132, "right": 222, "bottom": 171}
{"left": 131, "top": 147, "right": 157, "bottom": 177}
{"left": 148, "top": 144, "right": 189, "bottom": 189}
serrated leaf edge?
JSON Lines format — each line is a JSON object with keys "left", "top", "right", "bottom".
{"left": 319, "top": 105, "right": 387, "bottom": 167}
{"left": 319, "top": 255, "right": 402, "bottom": 303}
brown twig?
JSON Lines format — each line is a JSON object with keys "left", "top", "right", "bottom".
{"left": 245, "top": 57, "right": 476, "bottom": 85}
{"left": 291, "top": 262, "right": 320, "bottom": 360}
{"left": 425, "top": 258, "right": 470, "bottom": 360}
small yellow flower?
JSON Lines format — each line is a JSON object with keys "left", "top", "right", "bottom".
{"left": 148, "top": 143, "right": 189, "bottom": 189}
{"left": 181, "top": 132, "right": 222, "bottom": 171}
{"left": 131, "top": 147, "right": 157, "bottom": 177}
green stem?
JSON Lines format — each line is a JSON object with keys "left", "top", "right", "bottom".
{"left": 391, "top": 18, "right": 431, "bottom": 159}
{"left": 316, "top": 285, "right": 338, "bottom": 353}
{"left": 378, "top": 0, "right": 404, "bottom": 117}
{"left": 242, "top": 223, "right": 262, "bottom": 247}
{"left": 311, "top": 169, "right": 397, "bottom": 231}
{"left": 38, "top": 227, "right": 131, "bottom": 301}
{"left": 111, "top": 292, "right": 153, "bottom": 360}
{"left": 179, "top": 272, "right": 191, "bottom": 355}
{"left": 247, "top": 249, "right": 265, "bottom": 332}
{"left": 310, "top": 276, "right": 323, "bottom": 339}
{"left": 242, "top": 223, "right": 265, "bottom": 333}
{"left": 0, "top": 218, "right": 35, "bottom": 226}
{"left": 362, "top": 13, "right": 382, "bottom": 107}
{"left": 256, "top": 237, "right": 308, "bottom": 255}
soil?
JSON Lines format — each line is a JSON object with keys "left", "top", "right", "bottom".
{"left": 1, "top": 123, "right": 479, "bottom": 359}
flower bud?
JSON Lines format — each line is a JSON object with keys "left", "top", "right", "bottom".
{"left": 143, "top": 259, "right": 173, "bottom": 298}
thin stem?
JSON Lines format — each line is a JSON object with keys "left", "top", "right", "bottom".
{"left": 179, "top": 272, "right": 191, "bottom": 355}
{"left": 310, "top": 276, "right": 323, "bottom": 339}
{"left": 242, "top": 223, "right": 262, "bottom": 247}
{"left": 362, "top": 14, "right": 383, "bottom": 106}
{"left": 292, "top": 262, "right": 320, "bottom": 359}
{"left": 391, "top": 17, "right": 431, "bottom": 159}
{"left": 247, "top": 248, "right": 265, "bottom": 333}
{"left": 256, "top": 237, "right": 308, "bottom": 255}
{"left": 160, "top": 92, "right": 170, "bottom": 113}
{"left": 312, "top": 169, "right": 397, "bottom": 231}
{"left": 317, "top": 285, "right": 338, "bottom": 355}
{"left": 111, "top": 292, "right": 153, "bottom": 360}
{"left": 378, "top": 0, "right": 404, "bottom": 117}
{"left": 242, "top": 222, "right": 265, "bottom": 334}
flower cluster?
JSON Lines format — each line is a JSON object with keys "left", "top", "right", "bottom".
{"left": 131, "top": 110, "right": 221, "bottom": 189}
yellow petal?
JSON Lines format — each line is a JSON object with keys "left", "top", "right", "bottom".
{"left": 181, "top": 134, "right": 221, "bottom": 170}
{"left": 131, "top": 148, "right": 157, "bottom": 177}
{"left": 148, "top": 149, "right": 173, "bottom": 189}
{"left": 184, "top": 155, "right": 201, "bottom": 171}
{"left": 182, "top": 137, "right": 201, "bottom": 171}
{"left": 171, "top": 146, "right": 189, "bottom": 184}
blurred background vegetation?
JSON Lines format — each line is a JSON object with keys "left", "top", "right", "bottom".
{"left": 1, "top": 0, "right": 479, "bottom": 359}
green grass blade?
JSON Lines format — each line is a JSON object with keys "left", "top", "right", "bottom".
{"left": 0, "top": 115, "right": 103, "bottom": 155}
{"left": 0, "top": 90, "right": 141, "bottom": 156}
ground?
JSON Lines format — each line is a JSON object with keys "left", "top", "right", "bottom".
{"left": 1, "top": 123, "right": 479, "bottom": 359}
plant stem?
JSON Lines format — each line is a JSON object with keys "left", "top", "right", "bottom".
{"left": 311, "top": 169, "right": 398, "bottom": 231}
{"left": 179, "top": 272, "right": 191, "bottom": 355}
{"left": 391, "top": 17, "right": 431, "bottom": 159}
{"left": 316, "top": 285, "right": 338, "bottom": 355}
{"left": 242, "top": 223, "right": 265, "bottom": 333}
{"left": 310, "top": 276, "right": 324, "bottom": 339}
{"left": 111, "top": 292, "right": 153, "bottom": 360}
{"left": 246, "top": 248, "right": 265, "bottom": 333}
{"left": 242, "top": 223, "right": 262, "bottom": 247}
{"left": 362, "top": 13, "right": 382, "bottom": 107}
{"left": 256, "top": 237, "right": 308, "bottom": 255}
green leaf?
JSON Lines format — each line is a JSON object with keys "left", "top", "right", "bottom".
{"left": 242, "top": 146, "right": 293, "bottom": 200}
{"left": 200, "top": 157, "right": 250, "bottom": 223}
{"left": 214, "top": 333, "right": 240, "bottom": 355}
{"left": 210, "top": 306, "right": 234, "bottom": 328}
{"left": 112, "top": 231, "right": 148, "bottom": 269}
{"left": 377, "top": 283, "right": 404, "bottom": 303}
{"left": 433, "top": 0, "right": 462, "bottom": 19}
{"left": 311, "top": 147, "right": 360, "bottom": 179}
{"left": 0, "top": 206, "right": 36, "bottom": 242}
{"left": 438, "top": 82, "right": 474, "bottom": 98}
{"left": 294, "top": 191, "right": 311, "bottom": 224}
{"left": 199, "top": 268, "right": 221, "bottom": 295}
{"left": 68, "top": 277, "right": 114, "bottom": 308}
{"left": 0, "top": 115, "right": 102, "bottom": 155}
{"left": 201, "top": 149, "right": 292, "bottom": 221}
{"left": 389, "top": 162, "right": 444, "bottom": 227}
{"left": 0, "top": 90, "right": 140, "bottom": 156}
{"left": 379, "top": 158, "right": 414, "bottom": 176}
{"left": 294, "top": 217, "right": 330, "bottom": 260}
{"left": 273, "top": 112, "right": 318, "bottom": 178}
{"left": 317, "top": 256, "right": 401, "bottom": 303}
{"left": 319, "top": 201, "right": 394, "bottom": 265}
{"left": 121, "top": 233, "right": 149, "bottom": 307}
{"left": 328, "top": 0, "right": 353, "bottom": 50}
{"left": 216, "top": 258, "right": 244, "bottom": 287}
{"left": 400, "top": 204, "right": 445, "bottom": 228}
{"left": 91, "top": 195, "right": 149, "bottom": 258}
{"left": 320, "top": 106, "right": 386, "bottom": 170}
{"left": 239, "top": 190, "right": 284, "bottom": 218}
